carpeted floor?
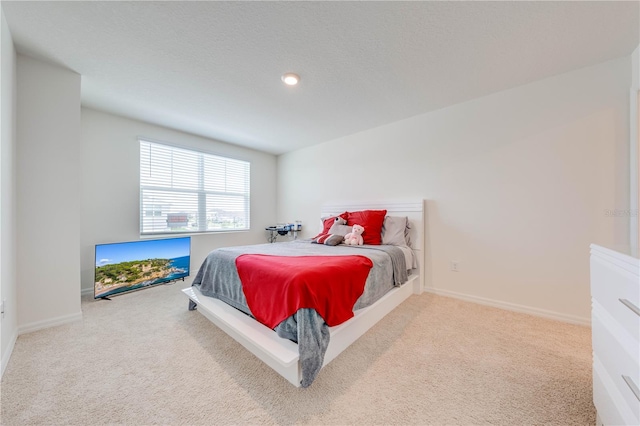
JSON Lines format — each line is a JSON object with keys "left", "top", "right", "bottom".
{"left": 1, "top": 283, "right": 595, "bottom": 425}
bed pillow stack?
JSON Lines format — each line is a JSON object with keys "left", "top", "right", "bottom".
{"left": 313, "top": 210, "right": 400, "bottom": 246}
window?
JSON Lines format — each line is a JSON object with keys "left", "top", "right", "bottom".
{"left": 140, "top": 139, "right": 250, "bottom": 235}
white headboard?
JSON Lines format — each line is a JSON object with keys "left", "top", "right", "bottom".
{"left": 320, "top": 200, "right": 425, "bottom": 293}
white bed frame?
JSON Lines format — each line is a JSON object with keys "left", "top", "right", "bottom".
{"left": 182, "top": 200, "right": 424, "bottom": 387}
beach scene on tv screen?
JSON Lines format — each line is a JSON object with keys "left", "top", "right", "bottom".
{"left": 95, "top": 237, "right": 190, "bottom": 298}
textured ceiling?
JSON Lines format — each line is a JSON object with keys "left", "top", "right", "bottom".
{"left": 2, "top": 1, "right": 639, "bottom": 155}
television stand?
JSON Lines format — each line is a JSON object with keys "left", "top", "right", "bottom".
{"left": 165, "top": 277, "right": 186, "bottom": 285}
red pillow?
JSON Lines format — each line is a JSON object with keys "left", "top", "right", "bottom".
{"left": 312, "top": 212, "right": 349, "bottom": 239}
{"left": 347, "top": 210, "right": 387, "bottom": 245}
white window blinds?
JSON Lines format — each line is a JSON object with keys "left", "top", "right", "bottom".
{"left": 140, "top": 140, "right": 250, "bottom": 235}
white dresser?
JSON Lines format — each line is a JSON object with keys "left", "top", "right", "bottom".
{"left": 590, "top": 244, "right": 640, "bottom": 425}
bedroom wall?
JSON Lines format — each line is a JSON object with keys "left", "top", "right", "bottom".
{"left": 16, "top": 55, "right": 82, "bottom": 332}
{"left": 277, "top": 56, "right": 632, "bottom": 325}
{"left": 1, "top": 9, "right": 18, "bottom": 376}
{"left": 79, "top": 108, "right": 277, "bottom": 294}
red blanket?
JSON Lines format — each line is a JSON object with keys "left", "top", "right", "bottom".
{"left": 235, "top": 255, "right": 373, "bottom": 329}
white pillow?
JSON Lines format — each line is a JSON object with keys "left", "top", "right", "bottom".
{"left": 381, "top": 216, "right": 410, "bottom": 247}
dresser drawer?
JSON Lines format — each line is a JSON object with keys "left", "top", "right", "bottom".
{"left": 592, "top": 317, "right": 640, "bottom": 421}
{"left": 594, "top": 362, "right": 629, "bottom": 426}
{"left": 594, "top": 357, "right": 639, "bottom": 426}
{"left": 591, "top": 255, "right": 640, "bottom": 340}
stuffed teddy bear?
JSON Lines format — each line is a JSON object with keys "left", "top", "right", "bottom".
{"left": 344, "top": 224, "right": 365, "bottom": 246}
{"left": 313, "top": 216, "right": 351, "bottom": 246}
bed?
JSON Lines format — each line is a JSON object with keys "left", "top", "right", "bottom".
{"left": 182, "top": 200, "right": 425, "bottom": 387}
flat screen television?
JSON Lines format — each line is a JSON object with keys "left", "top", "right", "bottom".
{"left": 94, "top": 236, "right": 191, "bottom": 299}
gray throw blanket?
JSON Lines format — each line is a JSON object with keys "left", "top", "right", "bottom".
{"left": 190, "top": 240, "right": 409, "bottom": 387}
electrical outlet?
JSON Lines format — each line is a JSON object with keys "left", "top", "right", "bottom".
{"left": 450, "top": 261, "right": 459, "bottom": 272}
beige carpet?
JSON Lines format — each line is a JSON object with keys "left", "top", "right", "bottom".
{"left": 1, "top": 283, "right": 595, "bottom": 425}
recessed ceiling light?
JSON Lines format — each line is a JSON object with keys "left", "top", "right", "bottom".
{"left": 281, "top": 73, "right": 300, "bottom": 86}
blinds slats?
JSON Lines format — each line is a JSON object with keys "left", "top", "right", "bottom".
{"left": 140, "top": 140, "right": 250, "bottom": 234}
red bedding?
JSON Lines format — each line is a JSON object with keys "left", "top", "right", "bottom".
{"left": 235, "top": 254, "right": 373, "bottom": 329}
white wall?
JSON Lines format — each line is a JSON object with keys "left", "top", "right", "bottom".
{"left": 80, "top": 108, "right": 277, "bottom": 294}
{"left": 278, "top": 56, "right": 632, "bottom": 324}
{"left": 1, "top": 8, "right": 18, "bottom": 376}
{"left": 16, "top": 55, "right": 82, "bottom": 332}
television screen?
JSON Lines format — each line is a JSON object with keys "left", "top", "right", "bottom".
{"left": 94, "top": 237, "right": 191, "bottom": 299}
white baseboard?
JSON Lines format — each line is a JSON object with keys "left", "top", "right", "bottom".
{"left": 1, "top": 329, "right": 17, "bottom": 379}
{"left": 80, "top": 287, "right": 93, "bottom": 296}
{"left": 18, "top": 311, "right": 83, "bottom": 335}
{"left": 424, "top": 287, "right": 591, "bottom": 326}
